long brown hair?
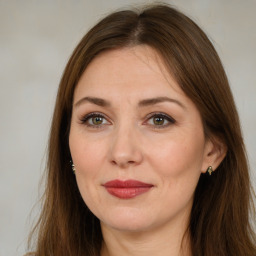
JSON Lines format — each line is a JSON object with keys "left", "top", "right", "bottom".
{"left": 27, "top": 4, "right": 256, "bottom": 256}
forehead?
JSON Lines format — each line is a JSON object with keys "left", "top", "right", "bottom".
{"left": 74, "top": 46, "right": 185, "bottom": 100}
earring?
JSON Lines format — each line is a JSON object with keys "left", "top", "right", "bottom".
{"left": 70, "top": 160, "right": 76, "bottom": 174}
{"left": 207, "top": 166, "right": 213, "bottom": 175}
{"left": 72, "top": 163, "right": 76, "bottom": 173}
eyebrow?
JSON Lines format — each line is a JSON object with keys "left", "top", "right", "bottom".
{"left": 74, "top": 96, "right": 185, "bottom": 109}
{"left": 74, "top": 97, "right": 111, "bottom": 108}
{"left": 138, "top": 96, "right": 185, "bottom": 109}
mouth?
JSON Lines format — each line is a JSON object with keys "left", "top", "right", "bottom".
{"left": 103, "top": 179, "right": 154, "bottom": 199}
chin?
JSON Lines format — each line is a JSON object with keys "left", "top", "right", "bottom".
{"left": 99, "top": 208, "right": 156, "bottom": 232}
{"left": 103, "top": 220, "right": 152, "bottom": 233}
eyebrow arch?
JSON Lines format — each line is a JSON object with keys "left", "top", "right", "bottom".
{"left": 138, "top": 97, "right": 185, "bottom": 109}
{"left": 74, "top": 96, "right": 185, "bottom": 109}
{"left": 74, "top": 97, "right": 111, "bottom": 108}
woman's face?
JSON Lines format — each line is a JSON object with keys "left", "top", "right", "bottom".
{"left": 69, "top": 46, "right": 213, "bottom": 233}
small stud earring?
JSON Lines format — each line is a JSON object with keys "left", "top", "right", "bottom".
{"left": 70, "top": 160, "right": 76, "bottom": 174}
{"left": 207, "top": 166, "right": 213, "bottom": 175}
{"left": 72, "top": 163, "right": 76, "bottom": 173}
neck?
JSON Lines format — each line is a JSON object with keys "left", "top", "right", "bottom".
{"left": 100, "top": 215, "right": 191, "bottom": 256}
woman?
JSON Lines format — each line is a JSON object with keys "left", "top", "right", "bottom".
{"left": 26, "top": 4, "right": 256, "bottom": 256}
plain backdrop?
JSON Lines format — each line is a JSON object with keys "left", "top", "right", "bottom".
{"left": 0, "top": 0, "right": 255, "bottom": 255}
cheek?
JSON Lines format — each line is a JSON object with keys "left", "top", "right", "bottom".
{"left": 70, "top": 132, "right": 106, "bottom": 173}
{"left": 69, "top": 132, "right": 107, "bottom": 200}
{"left": 148, "top": 136, "right": 204, "bottom": 175}
{"left": 147, "top": 134, "right": 205, "bottom": 212}
{"left": 143, "top": 127, "right": 206, "bottom": 199}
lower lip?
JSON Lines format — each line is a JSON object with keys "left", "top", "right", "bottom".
{"left": 105, "top": 187, "right": 152, "bottom": 199}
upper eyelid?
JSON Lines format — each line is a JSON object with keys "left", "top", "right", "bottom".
{"left": 144, "top": 112, "right": 176, "bottom": 122}
{"left": 80, "top": 112, "right": 110, "bottom": 123}
{"left": 81, "top": 112, "right": 108, "bottom": 119}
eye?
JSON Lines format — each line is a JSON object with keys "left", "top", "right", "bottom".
{"left": 80, "top": 112, "right": 110, "bottom": 128}
{"left": 146, "top": 113, "right": 175, "bottom": 128}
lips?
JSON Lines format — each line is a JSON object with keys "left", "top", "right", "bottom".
{"left": 103, "top": 179, "right": 153, "bottom": 199}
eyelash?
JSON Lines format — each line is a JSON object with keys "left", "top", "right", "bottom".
{"left": 80, "top": 112, "right": 109, "bottom": 128}
{"left": 80, "top": 112, "right": 176, "bottom": 129}
{"left": 145, "top": 112, "right": 176, "bottom": 129}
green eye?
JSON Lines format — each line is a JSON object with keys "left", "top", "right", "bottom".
{"left": 92, "top": 116, "right": 104, "bottom": 125}
{"left": 147, "top": 113, "right": 176, "bottom": 128}
{"left": 153, "top": 116, "right": 165, "bottom": 125}
{"left": 81, "top": 113, "right": 109, "bottom": 127}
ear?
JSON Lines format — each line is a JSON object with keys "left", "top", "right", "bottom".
{"left": 201, "top": 136, "right": 227, "bottom": 174}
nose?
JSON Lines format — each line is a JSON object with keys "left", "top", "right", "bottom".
{"left": 108, "top": 125, "right": 143, "bottom": 168}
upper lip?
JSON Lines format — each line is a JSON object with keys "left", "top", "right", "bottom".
{"left": 103, "top": 179, "right": 153, "bottom": 188}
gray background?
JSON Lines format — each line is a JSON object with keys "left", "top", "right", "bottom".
{"left": 0, "top": 0, "right": 255, "bottom": 255}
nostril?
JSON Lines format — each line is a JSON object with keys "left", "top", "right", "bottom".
{"left": 110, "top": 159, "right": 136, "bottom": 168}
{"left": 111, "top": 160, "right": 117, "bottom": 165}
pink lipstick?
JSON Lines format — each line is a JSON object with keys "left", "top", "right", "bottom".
{"left": 103, "top": 179, "right": 153, "bottom": 199}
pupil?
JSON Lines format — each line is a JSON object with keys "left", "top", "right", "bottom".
{"left": 154, "top": 117, "right": 164, "bottom": 125}
{"left": 93, "top": 117, "right": 103, "bottom": 125}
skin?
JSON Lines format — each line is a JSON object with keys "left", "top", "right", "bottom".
{"left": 69, "top": 46, "right": 225, "bottom": 256}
